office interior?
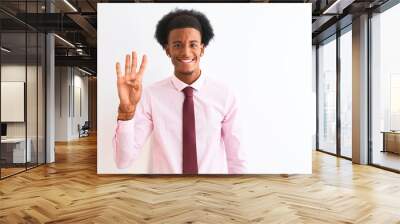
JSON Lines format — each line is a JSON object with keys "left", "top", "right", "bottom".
{"left": 0, "top": 0, "right": 400, "bottom": 222}
{"left": 0, "top": 0, "right": 97, "bottom": 179}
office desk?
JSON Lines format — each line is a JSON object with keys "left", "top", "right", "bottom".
{"left": 381, "top": 131, "right": 400, "bottom": 154}
{"left": 1, "top": 138, "right": 31, "bottom": 163}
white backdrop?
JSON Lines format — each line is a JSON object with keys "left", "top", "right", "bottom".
{"left": 97, "top": 3, "right": 313, "bottom": 174}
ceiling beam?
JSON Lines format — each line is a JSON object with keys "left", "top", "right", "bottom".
{"left": 322, "top": 0, "right": 356, "bottom": 14}
{"left": 67, "top": 13, "right": 97, "bottom": 39}
{"left": 55, "top": 55, "right": 96, "bottom": 71}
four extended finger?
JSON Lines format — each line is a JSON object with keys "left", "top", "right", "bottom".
{"left": 131, "top": 51, "right": 137, "bottom": 74}
{"left": 137, "top": 54, "right": 148, "bottom": 82}
{"left": 125, "top": 54, "right": 131, "bottom": 75}
{"left": 116, "top": 62, "right": 122, "bottom": 78}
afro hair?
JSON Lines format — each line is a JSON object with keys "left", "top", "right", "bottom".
{"left": 154, "top": 9, "right": 214, "bottom": 48}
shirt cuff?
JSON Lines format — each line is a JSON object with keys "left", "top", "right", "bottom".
{"left": 117, "top": 117, "right": 135, "bottom": 126}
{"left": 117, "top": 118, "right": 135, "bottom": 134}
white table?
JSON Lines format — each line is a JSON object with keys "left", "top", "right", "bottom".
{"left": 1, "top": 138, "right": 31, "bottom": 163}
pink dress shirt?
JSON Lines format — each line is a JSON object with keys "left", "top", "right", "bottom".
{"left": 113, "top": 73, "right": 246, "bottom": 174}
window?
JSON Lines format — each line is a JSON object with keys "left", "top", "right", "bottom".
{"left": 318, "top": 36, "right": 337, "bottom": 155}
{"left": 339, "top": 28, "right": 352, "bottom": 158}
{"left": 370, "top": 3, "right": 400, "bottom": 171}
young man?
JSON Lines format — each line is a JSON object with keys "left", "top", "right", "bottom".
{"left": 114, "top": 9, "right": 246, "bottom": 174}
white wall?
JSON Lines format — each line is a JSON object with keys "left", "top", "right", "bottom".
{"left": 98, "top": 3, "right": 313, "bottom": 174}
{"left": 72, "top": 72, "right": 89, "bottom": 138}
{"left": 55, "top": 66, "right": 69, "bottom": 141}
{"left": 54, "top": 67, "right": 89, "bottom": 141}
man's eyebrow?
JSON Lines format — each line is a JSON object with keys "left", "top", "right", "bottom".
{"left": 171, "top": 40, "right": 200, "bottom": 43}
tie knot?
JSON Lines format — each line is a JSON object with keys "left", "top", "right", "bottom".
{"left": 182, "top": 87, "right": 194, "bottom": 97}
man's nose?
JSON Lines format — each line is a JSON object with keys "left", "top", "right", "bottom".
{"left": 180, "top": 45, "right": 191, "bottom": 56}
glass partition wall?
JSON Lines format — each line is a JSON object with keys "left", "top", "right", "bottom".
{"left": 339, "top": 27, "right": 352, "bottom": 159}
{"left": 316, "top": 27, "right": 353, "bottom": 159}
{"left": 370, "top": 3, "right": 400, "bottom": 172}
{"left": 0, "top": 31, "right": 27, "bottom": 177}
{"left": 317, "top": 35, "right": 337, "bottom": 155}
{"left": 0, "top": 1, "right": 46, "bottom": 179}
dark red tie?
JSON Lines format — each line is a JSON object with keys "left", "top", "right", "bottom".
{"left": 182, "top": 87, "right": 198, "bottom": 174}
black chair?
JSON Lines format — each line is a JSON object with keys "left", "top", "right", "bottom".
{"left": 78, "top": 121, "right": 90, "bottom": 138}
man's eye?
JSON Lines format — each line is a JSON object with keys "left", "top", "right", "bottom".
{"left": 173, "top": 44, "right": 181, "bottom": 48}
{"left": 191, "top": 44, "right": 198, "bottom": 48}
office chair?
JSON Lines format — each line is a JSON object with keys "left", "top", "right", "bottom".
{"left": 79, "top": 121, "right": 90, "bottom": 138}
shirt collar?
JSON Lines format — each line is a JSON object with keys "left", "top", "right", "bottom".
{"left": 170, "top": 71, "right": 206, "bottom": 92}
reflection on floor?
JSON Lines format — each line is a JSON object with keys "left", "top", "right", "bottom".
{"left": 0, "top": 167, "right": 25, "bottom": 177}
{"left": 0, "top": 162, "right": 41, "bottom": 178}
{"left": 341, "top": 147, "right": 352, "bottom": 158}
{"left": 373, "top": 150, "right": 400, "bottom": 171}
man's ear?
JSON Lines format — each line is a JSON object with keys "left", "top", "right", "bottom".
{"left": 164, "top": 44, "right": 170, "bottom": 57}
{"left": 200, "top": 44, "right": 205, "bottom": 57}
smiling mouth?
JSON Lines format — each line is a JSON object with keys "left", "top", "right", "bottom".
{"left": 178, "top": 58, "right": 195, "bottom": 63}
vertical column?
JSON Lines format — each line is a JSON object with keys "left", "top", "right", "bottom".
{"left": 46, "top": 0, "right": 55, "bottom": 163}
{"left": 336, "top": 30, "right": 341, "bottom": 156}
{"left": 312, "top": 45, "right": 317, "bottom": 150}
{"left": 88, "top": 77, "right": 97, "bottom": 132}
{"left": 352, "top": 14, "right": 369, "bottom": 164}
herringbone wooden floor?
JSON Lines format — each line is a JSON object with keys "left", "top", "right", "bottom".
{"left": 1, "top": 135, "right": 400, "bottom": 224}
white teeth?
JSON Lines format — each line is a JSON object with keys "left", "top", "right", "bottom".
{"left": 180, "top": 59, "right": 193, "bottom": 63}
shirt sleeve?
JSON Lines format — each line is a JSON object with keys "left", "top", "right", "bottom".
{"left": 222, "top": 90, "right": 247, "bottom": 174}
{"left": 113, "top": 90, "right": 154, "bottom": 169}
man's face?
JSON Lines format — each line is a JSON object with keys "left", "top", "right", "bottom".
{"left": 165, "top": 27, "right": 204, "bottom": 76}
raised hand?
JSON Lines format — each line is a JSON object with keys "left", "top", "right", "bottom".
{"left": 116, "top": 51, "right": 148, "bottom": 120}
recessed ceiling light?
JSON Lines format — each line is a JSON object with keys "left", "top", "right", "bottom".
{"left": 78, "top": 67, "right": 93, "bottom": 76}
{"left": 322, "top": 0, "right": 354, "bottom": 15}
{"left": 1, "top": 47, "right": 11, "bottom": 53}
{"left": 54, "top": 34, "right": 75, "bottom": 48}
{"left": 63, "top": 0, "right": 78, "bottom": 12}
